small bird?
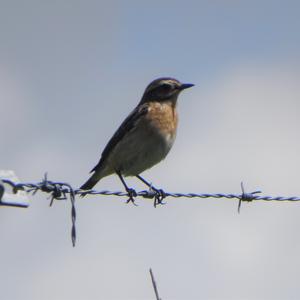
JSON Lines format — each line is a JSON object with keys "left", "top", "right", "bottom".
{"left": 80, "top": 77, "right": 194, "bottom": 203}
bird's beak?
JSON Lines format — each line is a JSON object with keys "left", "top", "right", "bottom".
{"left": 179, "top": 83, "right": 194, "bottom": 90}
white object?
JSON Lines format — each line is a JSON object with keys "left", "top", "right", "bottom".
{"left": 0, "top": 170, "right": 29, "bottom": 207}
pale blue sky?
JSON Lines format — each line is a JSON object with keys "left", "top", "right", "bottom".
{"left": 1, "top": 1, "right": 300, "bottom": 299}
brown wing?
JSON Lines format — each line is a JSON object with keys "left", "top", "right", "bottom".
{"left": 91, "top": 103, "right": 149, "bottom": 173}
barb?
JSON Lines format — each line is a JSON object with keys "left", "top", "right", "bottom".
{"left": 2, "top": 175, "right": 300, "bottom": 245}
{"left": 238, "top": 182, "right": 262, "bottom": 213}
{"left": 1, "top": 174, "right": 77, "bottom": 246}
{"left": 149, "top": 268, "right": 162, "bottom": 300}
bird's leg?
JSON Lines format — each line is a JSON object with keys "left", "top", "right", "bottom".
{"left": 135, "top": 175, "right": 166, "bottom": 207}
{"left": 116, "top": 171, "right": 138, "bottom": 206}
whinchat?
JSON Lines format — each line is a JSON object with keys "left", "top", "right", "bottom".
{"left": 80, "top": 77, "right": 194, "bottom": 202}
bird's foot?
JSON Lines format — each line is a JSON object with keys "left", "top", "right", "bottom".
{"left": 134, "top": 175, "right": 167, "bottom": 207}
{"left": 125, "top": 188, "right": 138, "bottom": 206}
{"left": 151, "top": 188, "right": 166, "bottom": 207}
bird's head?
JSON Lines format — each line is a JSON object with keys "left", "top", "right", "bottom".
{"left": 140, "top": 77, "right": 194, "bottom": 104}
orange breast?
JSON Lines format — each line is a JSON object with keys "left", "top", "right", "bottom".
{"left": 146, "top": 102, "right": 178, "bottom": 137}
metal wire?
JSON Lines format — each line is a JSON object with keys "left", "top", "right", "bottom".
{"left": 149, "top": 268, "right": 162, "bottom": 300}
{"left": 1, "top": 174, "right": 300, "bottom": 246}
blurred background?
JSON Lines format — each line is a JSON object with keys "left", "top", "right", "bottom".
{"left": 1, "top": 1, "right": 300, "bottom": 299}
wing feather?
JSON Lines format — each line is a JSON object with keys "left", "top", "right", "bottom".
{"left": 91, "top": 103, "right": 149, "bottom": 173}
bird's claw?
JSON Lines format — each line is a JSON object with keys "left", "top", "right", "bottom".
{"left": 153, "top": 189, "right": 166, "bottom": 207}
{"left": 126, "top": 188, "right": 138, "bottom": 206}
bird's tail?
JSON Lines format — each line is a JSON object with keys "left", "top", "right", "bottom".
{"left": 80, "top": 172, "right": 102, "bottom": 191}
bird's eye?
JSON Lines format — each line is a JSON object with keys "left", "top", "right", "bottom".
{"left": 160, "top": 83, "right": 173, "bottom": 92}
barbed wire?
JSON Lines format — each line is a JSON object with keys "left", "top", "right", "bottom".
{"left": 1, "top": 174, "right": 300, "bottom": 246}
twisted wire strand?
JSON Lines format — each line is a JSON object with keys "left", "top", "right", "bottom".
{"left": 2, "top": 177, "right": 300, "bottom": 202}
{"left": 2, "top": 175, "right": 300, "bottom": 245}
